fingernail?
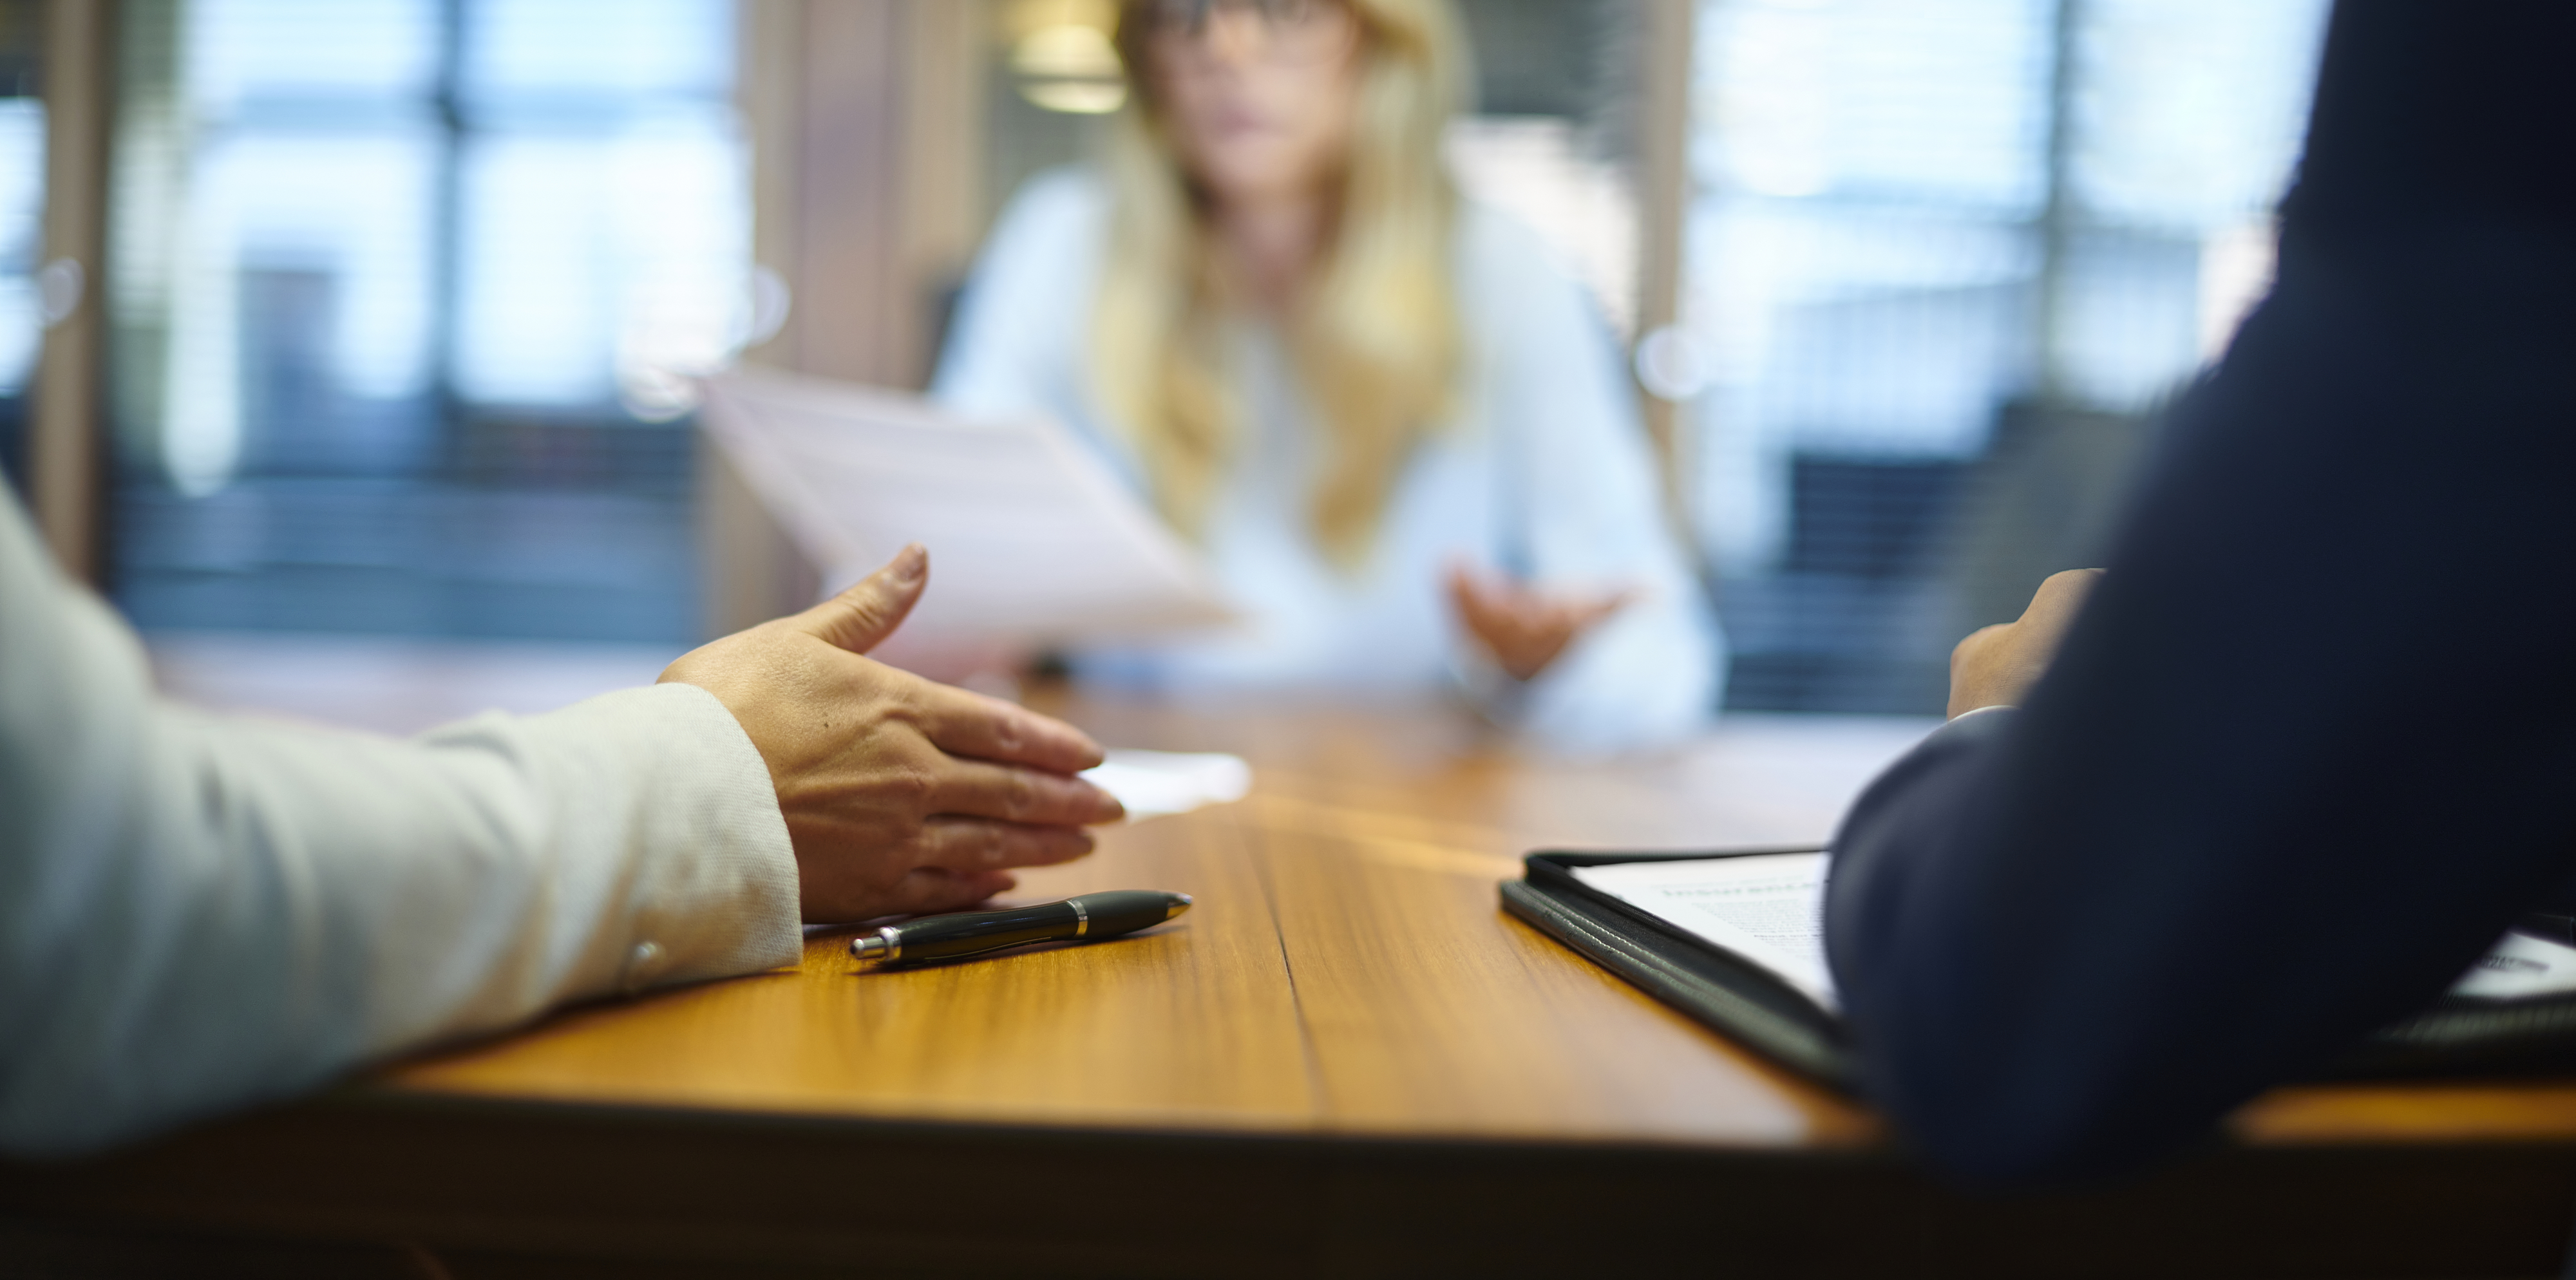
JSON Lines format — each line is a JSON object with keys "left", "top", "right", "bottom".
{"left": 893, "top": 544, "right": 926, "bottom": 585}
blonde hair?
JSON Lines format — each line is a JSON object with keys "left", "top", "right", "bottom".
{"left": 1098, "top": 0, "right": 1468, "bottom": 567}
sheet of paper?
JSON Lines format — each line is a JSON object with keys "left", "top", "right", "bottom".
{"left": 2452, "top": 930, "right": 2576, "bottom": 1001}
{"left": 1081, "top": 749, "right": 1252, "bottom": 822}
{"left": 1573, "top": 852, "right": 1838, "bottom": 1010}
{"left": 1574, "top": 852, "right": 2576, "bottom": 1014}
{"left": 700, "top": 370, "right": 1235, "bottom": 643}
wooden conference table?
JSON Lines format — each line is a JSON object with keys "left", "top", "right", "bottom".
{"left": 11, "top": 692, "right": 2576, "bottom": 1277}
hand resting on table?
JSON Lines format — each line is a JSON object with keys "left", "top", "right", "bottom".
{"left": 660, "top": 545, "right": 1124, "bottom": 921}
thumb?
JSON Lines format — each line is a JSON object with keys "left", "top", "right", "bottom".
{"left": 1570, "top": 587, "right": 1637, "bottom": 630}
{"left": 793, "top": 543, "right": 928, "bottom": 654}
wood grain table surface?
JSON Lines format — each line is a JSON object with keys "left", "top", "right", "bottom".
{"left": 15, "top": 673, "right": 2576, "bottom": 1277}
{"left": 384, "top": 696, "right": 1900, "bottom": 1151}
{"left": 385, "top": 693, "right": 2576, "bottom": 1153}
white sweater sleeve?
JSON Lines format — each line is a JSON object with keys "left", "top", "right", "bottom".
{"left": 1461, "top": 207, "right": 1727, "bottom": 755}
{"left": 0, "top": 493, "right": 800, "bottom": 1156}
{"left": 930, "top": 167, "right": 1110, "bottom": 428}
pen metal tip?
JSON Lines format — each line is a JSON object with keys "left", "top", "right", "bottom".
{"left": 1166, "top": 892, "right": 1193, "bottom": 920}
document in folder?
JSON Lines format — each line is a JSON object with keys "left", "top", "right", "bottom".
{"left": 1569, "top": 851, "right": 2576, "bottom": 1017}
{"left": 1573, "top": 852, "right": 1839, "bottom": 1009}
{"left": 701, "top": 370, "right": 1233, "bottom": 643}
{"left": 1513, "top": 849, "right": 2576, "bottom": 1090}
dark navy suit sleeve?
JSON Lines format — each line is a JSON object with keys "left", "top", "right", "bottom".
{"left": 1824, "top": 0, "right": 2576, "bottom": 1185}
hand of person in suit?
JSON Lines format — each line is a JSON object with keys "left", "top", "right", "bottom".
{"left": 1947, "top": 568, "right": 2103, "bottom": 719}
{"left": 659, "top": 545, "right": 1123, "bottom": 921}
{"left": 1446, "top": 561, "right": 1635, "bottom": 681}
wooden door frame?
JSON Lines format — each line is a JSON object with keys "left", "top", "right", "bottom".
{"left": 30, "top": 0, "right": 113, "bottom": 582}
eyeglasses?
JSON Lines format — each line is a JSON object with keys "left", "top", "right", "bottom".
{"left": 1145, "top": 0, "right": 1359, "bottom": 64}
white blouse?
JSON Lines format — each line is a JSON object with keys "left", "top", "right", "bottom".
{"left": 934, "top": 168, "right": 1724, "bottom": 754}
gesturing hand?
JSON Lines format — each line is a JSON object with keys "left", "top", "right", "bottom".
{"left": 1947, "top": 568, "right": 2103, "bottom": 719}
{"left": 659, "top": 545, "right": 1123, "bottom": 921}
{"left": 1446, "top": 561, "right": 1634, "bottom": 682}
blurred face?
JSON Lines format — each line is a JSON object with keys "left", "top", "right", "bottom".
{"left": 1144, "top": 0, "right": 1365, "bottom": 208}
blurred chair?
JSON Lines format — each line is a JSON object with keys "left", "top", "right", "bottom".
{"left": 1941, "top": 395, "right": 2158, "bottom": 640}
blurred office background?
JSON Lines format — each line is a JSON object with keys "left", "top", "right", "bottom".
{"left": 0, "top": 3, "right": 45, "bottom": 498}
{"left": 6, "top": 0, "right": 2331, "bottom": 719}
{"left": 107, "top": 0, "right": 744, "bottom": 641}
{"left": 1681, "top": 0, "right": 2325, "bottom": 710}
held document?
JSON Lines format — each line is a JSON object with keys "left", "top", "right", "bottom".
{"left": 701, "top": 370, "right": 1234, "bottom": 643}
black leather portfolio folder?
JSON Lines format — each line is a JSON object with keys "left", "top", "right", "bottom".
{"left": 1503, "top": 847, "right": 2576, "bottom": 1092}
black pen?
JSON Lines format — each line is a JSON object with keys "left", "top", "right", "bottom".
{"left": 849, "top": 890, "right": 1193, "bottom": 963}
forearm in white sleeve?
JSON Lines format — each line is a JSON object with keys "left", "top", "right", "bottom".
{"left": 0, "top": 495, "right": 800, "bottom": 1156}
{"left": 1454, "top": 209, "right": 1726, "bottom": 754}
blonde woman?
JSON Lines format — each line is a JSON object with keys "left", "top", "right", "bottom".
{"left": 935, "top": 0, "right": 1721, "bottom": 752}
